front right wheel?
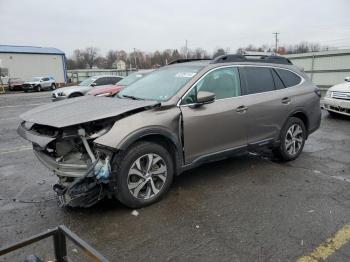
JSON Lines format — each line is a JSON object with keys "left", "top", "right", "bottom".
{"left": 111, "top": 141, "right": 174, "bottom": 208}
{"left": 273, "top": 117, "right": 306, "bottom": 161}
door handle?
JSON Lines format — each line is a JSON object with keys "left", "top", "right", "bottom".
{"left": 236, "top": 105, "right": 248, "bottom": 113}
{"left": 281, "top": 97, "right": 291, "bottom": 104}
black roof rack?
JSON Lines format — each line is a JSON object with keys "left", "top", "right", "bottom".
{"left": 167, "top": 58, "right": 210, "bottom": 65}
{"left": 211, "top": 54, "right": 292, "bottom": 65}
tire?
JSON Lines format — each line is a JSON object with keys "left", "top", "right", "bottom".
{"left": 273, "top": 117, "right": 306, "bottom": 161}
{"left": 36, "top": 85, "right": 41, "bottom": 92}
{"left": 51, "top": 83, "right": 56, "bottom": 90}
{"left": 111, "top": 141, "right": 174, "bottom": 208}
{"left": 69, "top": 93, "right": 83, "bottom": 98}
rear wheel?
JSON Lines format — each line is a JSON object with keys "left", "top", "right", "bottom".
{"left": 111, "top": 141, "right": 174, "bottom": 208}
{"left": 273, "top": 117, "right": 306, "bottom": 161}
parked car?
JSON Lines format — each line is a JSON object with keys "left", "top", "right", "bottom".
{"left": 87, "top": 70, "right": 154, "bottom": 97}
{"left": 18, "top": 55, "right": 321, "bottom": 208}
{"left": 321, "top": 77, "right": 350, "bottom": 116}
{"left": 51, "top": 75, "right": 123, "bottom": 101}
{"left": 23, "top": 76, "right": 56, "bottom": 92}
{"left": 8, "top": 78, "right": 24, "bottom": 91}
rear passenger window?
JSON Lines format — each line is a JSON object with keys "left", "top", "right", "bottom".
{"left": 275, "top": 69, "right": 302, "bottom": 87}
{"left": 271, "top": 69, "right": 285, "bottom": 90}
{"left": 241, "top": 67, "right": 275, "bottom": 94}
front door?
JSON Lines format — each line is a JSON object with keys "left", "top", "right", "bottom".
{"left": 180, "top": 67, "right": 249, "bottom": 164}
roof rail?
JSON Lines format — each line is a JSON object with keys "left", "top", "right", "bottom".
{"left": 167, "top": 58, "right": 210, "bottom": 65}
{"left": 211, "top": 54, "right": 292, "bottom": 65}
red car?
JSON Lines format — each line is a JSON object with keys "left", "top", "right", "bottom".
{"left": 8, "top": 78, "right": 25, "bottom": 91}
{"left": 87, "top": 70, "right": 154, "bottom": 97}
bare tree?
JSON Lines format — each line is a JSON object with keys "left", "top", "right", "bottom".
{"left": 83, "top": 47, "right": 99, "bottom": 69}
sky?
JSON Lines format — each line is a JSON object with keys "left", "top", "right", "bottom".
{"left": 1, "top": 0, "right": 350, "bottom": 57}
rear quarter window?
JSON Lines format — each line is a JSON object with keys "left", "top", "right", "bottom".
{"left": 275, "top": 69, "right": 302, "bottom": 87}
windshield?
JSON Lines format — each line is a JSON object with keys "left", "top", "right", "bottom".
{"left": 79, "top": 78, "right": 96, "bottom": 86}
{"left": 118, "top": 66, "right": 202, "bottom": 101}
{"left": 118, "top": 72, "right": 146, "bottom": 86}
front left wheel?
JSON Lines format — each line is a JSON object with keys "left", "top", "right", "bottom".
{"left": 111, "top": 141, "right": 174, "bottom": 208}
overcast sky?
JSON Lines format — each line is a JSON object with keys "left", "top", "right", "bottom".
{"left": 1, "top": 0, "right": 350, "bottom": 56}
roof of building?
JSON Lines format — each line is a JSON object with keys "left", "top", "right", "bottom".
{"left": 0, "top": 45, "right": 65, "bottom": 55}
{"left": 285, "top": 48, "right": 350, "bottom": 59}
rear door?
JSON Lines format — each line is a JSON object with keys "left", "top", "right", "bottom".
{"left": 180, "top": 66, "right": 250, "bottom": 164}
{"left": 239, "top": 66, "right": 293, "bottom": 145}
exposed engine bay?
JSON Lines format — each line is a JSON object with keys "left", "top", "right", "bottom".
{"left": 23, "top": 119, "right": 115, "bottom": 208}
{"left": 17, "top": 96, "right": 167, "bottom": 208}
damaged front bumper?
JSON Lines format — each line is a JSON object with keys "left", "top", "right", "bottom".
{"left": 18, "top": 121, "right": 113, "bottom": 207}
{"left": 34, "top": 149, "right": 88, "bottom": 177}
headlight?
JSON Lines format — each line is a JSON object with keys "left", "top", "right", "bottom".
{"left": 325, "top": 90, "right": 332, "bottom": 98}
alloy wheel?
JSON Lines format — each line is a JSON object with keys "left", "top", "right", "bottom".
{"left": 285, "top": 124, "right": 304, "bottom": 156}
{"left": 127, "top": 153, "right": 168, "bottom": 200}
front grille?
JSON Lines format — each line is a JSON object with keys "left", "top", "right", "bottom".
{"left": 332, "top": 91, "right": 350, "bottom": 100}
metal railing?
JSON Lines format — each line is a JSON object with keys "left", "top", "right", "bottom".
{"left": 0, "top": 225, "right": 109, "bottom": 262}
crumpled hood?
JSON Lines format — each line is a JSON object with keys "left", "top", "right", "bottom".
{"left": 24, "top": 81, "right": 39, "bottom": 85}
{"left": 20, "top": 96, "right": 160, "bottom": 128}
{"left": 329, "top": 82, "right": 350, "bottom": 92}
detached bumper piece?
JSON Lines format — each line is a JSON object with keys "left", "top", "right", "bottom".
{"left": 54, "top": 177, "right": 106, "bottom": 208}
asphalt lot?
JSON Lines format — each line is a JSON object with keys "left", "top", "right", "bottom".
{"left": 0, "top": 91, "right": 350, "bottom": 262}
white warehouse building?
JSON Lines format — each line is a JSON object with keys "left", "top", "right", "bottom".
{"left": 286, "top": 49, "right": 350, "bottom": 89}
{"left": 0, "top": 45, "right": 67, "bottom": 83}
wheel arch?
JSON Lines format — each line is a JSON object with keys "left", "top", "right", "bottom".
{"left": 69, "top": 92, "right": 83, "bottom": 98}
{"left": 118, "top": 128, "right": 183, "bottom": 175}
{"left": 289, "top": 110, "right": 309, "bottom": 133}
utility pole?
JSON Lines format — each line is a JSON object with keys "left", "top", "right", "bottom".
{"left": 133, "top": 48, "right": 137, "bottom": 70}
{"left": 185, "top": 40, "right": 188, "bottom": 59}
{"left": 273, "top": 32, "right": 279, "bottom": 54}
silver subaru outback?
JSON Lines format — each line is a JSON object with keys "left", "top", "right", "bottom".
{"left": 18, "top": 54, "right": 321, "bottom": 208}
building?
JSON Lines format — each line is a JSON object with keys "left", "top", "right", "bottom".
{"left": 113, "top": 59, "right": 126, "bottom": 70}
{"left": 286, "top": 49, "right": 350, "bottom": 90}
{"left": 0, "top": 45, "right": 67, "bottom": 83}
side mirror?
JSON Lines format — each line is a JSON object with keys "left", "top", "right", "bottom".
{"left": 91, "top": 82, "right": 97, "bottom": 87}
{"left": 196, "top": 91, "right": 215, "bottom": 105}
{"left": 345, "top": 76, "right": 350, "bottom": 82}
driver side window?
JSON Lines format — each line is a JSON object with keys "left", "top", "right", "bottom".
{"left": 181, "top": 67, "right": 241, "bottom": 105}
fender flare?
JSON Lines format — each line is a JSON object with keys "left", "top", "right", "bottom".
{"left": 117, "top": 126, "right": 181, "bottom": 151}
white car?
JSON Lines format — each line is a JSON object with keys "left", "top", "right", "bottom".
{"left": 23, "top": 76, "right": 56, "bottom": 92}
{"left": 322, "top": 77, "right": 350, "bottom": 116}
{"left": 51, "top": 75, "right": 123, "bottom": 101}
